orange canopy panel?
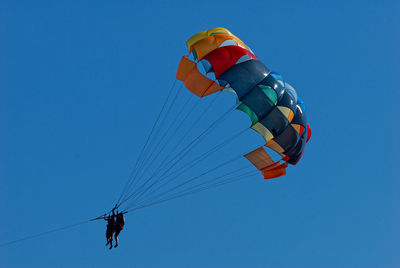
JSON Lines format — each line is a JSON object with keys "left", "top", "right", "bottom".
{"left": 261, "top": 163, "right": 288, "bottom": 179}
{"left": 244, "top": 147, "right": 288, "bottom": 179}
{"left": 265, "top": 140, "right": 285, "bottom": 155}
{"left": 244, "top": 147, "right": 275, "bottom": 171}
{"left": 191, "top": 34, "right": 248, "bottom": 60}
{"left": 176, "top": 56, "right": 223, "bottom": 97}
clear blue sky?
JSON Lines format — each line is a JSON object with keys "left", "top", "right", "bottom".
{"left": 1, "top": 1, "right": 399, "bottom": 267}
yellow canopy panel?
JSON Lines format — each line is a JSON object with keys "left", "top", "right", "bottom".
{"left": 191, "top": 34, "right": 248, "bottom": 61}
{"left": 186, "top": 27, "right": 233, "bottom": 51}
{"left": 251, "top": 123, "right": 274, "bottom": 143}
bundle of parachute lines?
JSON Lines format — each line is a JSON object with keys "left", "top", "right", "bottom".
{"left": 114, "top": 27, "right": 311, "bottom": 214}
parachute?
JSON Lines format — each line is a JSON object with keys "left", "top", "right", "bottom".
{"left": 113, "top": 27, "right": 311, "bottom": 214}
{"left": 176, "top": 27, "right": 311, "bottom": 180}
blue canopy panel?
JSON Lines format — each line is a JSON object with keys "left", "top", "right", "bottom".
{"left": 272, "top": 125, "right": 300, "bottom": 153}
{"left": 278, "top": 90, "right": 297, "bottom": 114}
{"left": 217, "top": 59, "right": 270, "bottom": 99}
{"left": 291, "top": 103, "right": 307, "bottom": 129}
{"left": 267, "top": 72, "right": 286, "bottom": 101}
{"left": 241, "top": 86, "right": 276, "bottom": 119}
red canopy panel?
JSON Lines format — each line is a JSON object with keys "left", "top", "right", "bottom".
{"left": 203, "top": 46, "right": 257, "bottom": 78}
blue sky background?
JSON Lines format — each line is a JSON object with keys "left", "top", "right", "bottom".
{"left": 1, "top": 1, "right": 399, "bottom": 267}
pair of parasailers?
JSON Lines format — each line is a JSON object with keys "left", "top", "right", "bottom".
{"left": 104, "top": 210, "right": 125, "bottom": 249}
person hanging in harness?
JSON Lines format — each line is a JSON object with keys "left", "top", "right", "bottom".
{"left": 113, "top": 212, "right": 125, "bottom": 248}
{"left": 104, "top": 211, "right": 116, "bottom": 249}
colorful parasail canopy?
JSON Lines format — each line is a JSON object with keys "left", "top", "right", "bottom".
{"left": 176, "top": 27, "right": 311, "bottom": 180}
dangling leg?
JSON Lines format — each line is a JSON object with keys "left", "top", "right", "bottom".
{"left": 109, "top": 232, "right": 114, "bottom": 250}
{"left": 106, "top": 229, "right": 111, "bottom": 246}
{"left": 114, "top": 229, "right": 121, "bottom": 248}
